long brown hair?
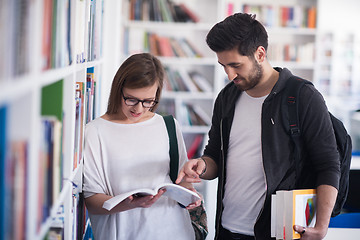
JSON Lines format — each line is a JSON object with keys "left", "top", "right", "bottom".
{"left": 106, "top": 53, "right": 164, "bottom": 114}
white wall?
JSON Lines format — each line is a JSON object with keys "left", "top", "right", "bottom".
{"left": 318, "top": 0, "right": 360, "bottom": 32}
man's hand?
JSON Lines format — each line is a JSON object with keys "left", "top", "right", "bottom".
{"left": 175, "top": 158, "right": 206, "bottom": 184}
{"left": 293, "top": 184, "right": 337, "bottom": 239}
{"left": 293, "top": 225, "right": 327, "bottom": 240}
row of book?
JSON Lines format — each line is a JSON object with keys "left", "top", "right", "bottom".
{"left": 0, "top": 134, "right": 28, "bottom": 240}
{"left": 178, "top": 103, "right": 211, "bottom": 127}
{"left": 38, "top": 79, "right": 65, "bottom": 231}
{"left": 146, "top": 32, "right": 203, "bottom": 58}
{"left": 74, "top": 67, "right": 99, "bottom": 240}
{"left": 185, "top": 134, "right": 205, "bottom": 160}
{"left": 125, "top": 29, "right": 203, "bottom": 58}
{"left": 42, "top": 0, "right": 72, "bottom": 70}
{"left": 0, "top": 85, "right": 63, "bottom": 239}
{"left": 45, "top": 206, "right": 64, "bottom": 240}
{"left": 129, "top": 0, "right": 199, "bottom": 22}
{"left": 0, "top": 0, "right": 104, "bottom": 81}
{"left": 74, "top": 67, "right": 97, "bottom": 170}
{"left": 0, "top": 0, "right": 31, "bottom": 80}
{"left": 164, "top": 67, "right": 213, "bottom": 93}
{"left": 0, "top": 68, "right": 98, "bottom": 239}
{"left": 267, "top": 42, "right": 315, "bottom": 63}
{"left": 227, "top": 3, "right": 317, "bottom": 29}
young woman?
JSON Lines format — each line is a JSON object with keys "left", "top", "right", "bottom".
{"left": 82, "top": 53, "right": 198, "bottom": 240}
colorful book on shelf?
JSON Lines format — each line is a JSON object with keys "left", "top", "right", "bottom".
{"left": 186, "top": 104, "right": 211, "bottom": 126}
{"left": 103, "top": 183, "right": 201, "bottom": 211}
{"left": 187, "top": 135, "right": 204, "bottom": 159}
{"left": 271, "top": 189, "right": 316, "bottom": 240}
{"left": 164, "top": 66, "right": 180, "bottom": 91}
{"left": 41, "top": 0, "right": 53, "bottom": 70}
{"left": 189, "top": 71, "right": 213, "bottom": 92}
{"left": 158, "top": 0, "right": 174, "bottom": 22}
{"left": 307, "top": 6, "right": 317, "bottom": 29}
{"left": 86, "top": 68, "right": 95, "bottom": 123}
{"left": 177, "top": 68, "right": 199, "bottom": 92}
{"left": 178, "top": 3, "right": 199, "bottom": 23}
{"left": 0, "top": 105, "right": 7, "bottom": 239}
{"left": 172, "top": 69, "right": 189, "bottom": 92}
{"left": 75, "top": 0, "right": 86, "bottom": 63}
{"left": 169, "top": 37, "right": 187, "bottom": 57}
{"left": 39, "top": 80, "right": 64, "bottom": 227}
{"left": 74, "top": 82, "right": 85, "bottom": 170}
{"left": 9, "top": 140, "right": 28, "bottom": 240}
{"left": 158, "top": 36, "right": 175, "bottom": 57}
{"left": 41, "top": 79, "right": 64, "bottom": 122}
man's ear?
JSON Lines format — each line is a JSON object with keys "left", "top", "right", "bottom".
{"left": 255, "top": 46, "right": 266, "bottom": 63}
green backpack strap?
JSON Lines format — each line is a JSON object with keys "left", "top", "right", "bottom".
{"left": 163, "top": 115, "right": 179, "bottom": 183}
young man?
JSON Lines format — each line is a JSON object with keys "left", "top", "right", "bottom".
{"left": 176, "top": 13, "right": 340, "bottom": 240}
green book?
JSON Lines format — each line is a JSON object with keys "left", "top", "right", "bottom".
{"left": 41, "top": 79, "right": 64, "bottom": 121}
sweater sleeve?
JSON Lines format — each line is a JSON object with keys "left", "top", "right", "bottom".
{"left": 203, "top": 91, "right": 224, "bottom": 166}
{"left": 299, "top": 85, "right": 340, "bottom": 189}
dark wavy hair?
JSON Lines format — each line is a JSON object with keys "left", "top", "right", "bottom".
{"left": 206, "top": 13, "right": 268, "bottom": 57}
{"left": 106, "top": 53, "right": 164, "bottom": 114}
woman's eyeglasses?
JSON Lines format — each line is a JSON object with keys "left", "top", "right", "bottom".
{"left": 122, "top": 93, "right": 158, "bottom": 108}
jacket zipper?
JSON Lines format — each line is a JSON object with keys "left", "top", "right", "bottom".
{"left": 215, "top": 119, "right": 225, "bottom": 240}
{"left": 253, "top": 105, "right": 271, "bottom": 239}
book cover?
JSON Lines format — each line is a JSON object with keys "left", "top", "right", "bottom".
{"left": 0, "top": 105, "right": 7, "bottom": 239}
{"left": 272, "top": 189, "right": 316, "bottom": 239}
{"left": 189, "top": 71, "right": 213, "bottom": 92}
{"left": 187, "top": 135, "right": 204, "bottom": 159}
{"left": 41, "top": 79, "right": 64, "bottom": 122}
{"left": 103, "top": 183, "right": 201, "bottom": 211}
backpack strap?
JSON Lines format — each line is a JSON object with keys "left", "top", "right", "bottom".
{"left": 163, "top": 115, "right": 179, "bottom": 183}
{"left": 283, "top": 76, "right": 312, "bottom": 185}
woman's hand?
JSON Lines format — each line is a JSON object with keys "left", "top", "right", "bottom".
{"left": 125, "top": 189, "right": 166, "bottom": 209}
{"left": 178, "top": 181, "right": 202, "bottom": 209}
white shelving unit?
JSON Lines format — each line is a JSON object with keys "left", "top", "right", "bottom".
{"left": 0, "top": 0, "right": 120, "bottom": 239}
{"left": 224, "top": 0, "right": 318, "bottom": 82}
{"left": 5, "top": 0, "right": 348, "bottom": 239}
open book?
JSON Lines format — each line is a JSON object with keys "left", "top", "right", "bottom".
{"left": 103, "top": 183, "right": 201, "bottom": 211}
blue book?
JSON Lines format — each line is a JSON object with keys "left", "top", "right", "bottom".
{"left": 0, "top": 105, "right": 8, "bottom": 240}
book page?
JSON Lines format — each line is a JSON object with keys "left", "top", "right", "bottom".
{"left": 160, "top": 183, "right": 201, "bottom": 207}
{"left": 102, "top": 183, "right": 200, "bottom": 211}
{"left": 102, "top": 188, "right": 157, "bottom": 211}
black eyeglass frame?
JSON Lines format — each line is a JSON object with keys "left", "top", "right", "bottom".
{"left": 121, "top": 92, "right": 158, "bottom": 108}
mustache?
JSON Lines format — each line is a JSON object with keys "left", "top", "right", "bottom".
{"left": 233, "top": 76, "right": 245, "bottom": 81}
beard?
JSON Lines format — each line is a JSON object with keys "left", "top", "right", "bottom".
{"left": 234, "top": 59, "right": 263, "bottom": 91}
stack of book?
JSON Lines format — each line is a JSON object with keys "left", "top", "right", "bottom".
{"left": 271, "top": 189, "right": 317, "bottom": 240}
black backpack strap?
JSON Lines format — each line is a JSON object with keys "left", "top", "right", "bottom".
{"left": 283, "top": 76, "right": 312, "bottom": 184}
{"left": 163, "top": 115, "right": 179, "bottom": 183}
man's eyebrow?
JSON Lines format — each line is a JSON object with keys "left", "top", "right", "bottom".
{"left": 218, "top": 61, "right": 241, "bottom": 67}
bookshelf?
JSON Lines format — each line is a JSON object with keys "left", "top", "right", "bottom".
{"left": 0, "top": 0, "right": 111, "bottom": 239}
{"left": 224, "top": 0, "right": 318, "bottom": 82}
